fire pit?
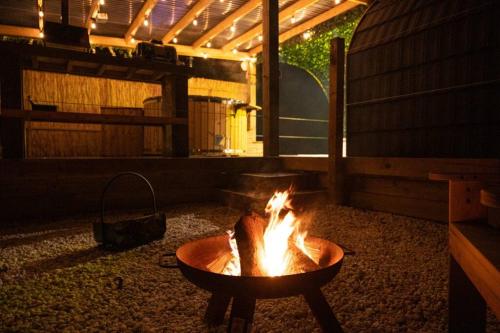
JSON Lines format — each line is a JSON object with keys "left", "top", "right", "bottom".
{"left": 175, "top": 191, "right": 345, "bottom": 332}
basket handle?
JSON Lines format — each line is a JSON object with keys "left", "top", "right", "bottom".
{"left": 100, "top": 171, "right": 158, "bottom": 228}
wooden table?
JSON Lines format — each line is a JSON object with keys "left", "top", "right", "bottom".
{"left": 449, "top": 221, "right": 500, "bottom": 332}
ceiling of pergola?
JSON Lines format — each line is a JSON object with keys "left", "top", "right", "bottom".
{"left": 0, "top": 0, "right": 364, "bottom": 60}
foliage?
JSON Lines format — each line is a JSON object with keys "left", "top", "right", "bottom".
{"left": 279, "top": 7, "right": 364, "bottom": 93}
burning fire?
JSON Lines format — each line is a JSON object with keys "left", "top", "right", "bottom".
{"left": 220, "top": 190, "right": 317, "bottom": 277}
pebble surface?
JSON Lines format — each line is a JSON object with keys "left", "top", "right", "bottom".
{"left": 1, "top": 203, "right": 498, "bottom": 332}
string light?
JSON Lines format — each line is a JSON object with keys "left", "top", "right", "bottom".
{"left": 39, "top": 31, "right": 44, "bottom": 38}
{"left": 202, "top": 52, "right": 208, "bottom": 59}
{"left": 291, "top": 15, "right": 296, "bottom": 24}
{"left": 334, "top": 0, "right": 342, "bottom": 4}
{"left": 100, "top": 0, "right": 105, "bottom": 5}
{"left": 172, "top": 37, "right": 178, "bottom": 43}
{"left": 206, "top": 41, "right": 212, "bottom": 48}
{"left": 230, "top": 23, "right": 236, "bottom": 32}
{"left": 38, "top": 10, "right": 44, "bottom": 18}
{"left": 193, "top": 18, "right": 198, "bottom": 26}
{"left": 258, "top": 35, "right": 263, "bottom": 42}
{"left": 143, "top": 17, "right": 149, "bottom": 26}
{"left": 131, "top": 37, "right": 136, "bottom": 44}
{"left": 302, "top": 31, "right": 312, "bottom": 40}
{"left": 232, "top": 48, "right": 238, "bottom": 54}
{"left": 91, "top": 21, "right": 97, "bottom": 29}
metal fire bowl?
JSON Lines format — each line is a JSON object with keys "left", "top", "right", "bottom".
{"left": 176, "top": 234, "right": 344, "bottom": 299}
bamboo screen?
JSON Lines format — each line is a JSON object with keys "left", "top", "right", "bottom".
{"left": 23, "top": 70, "right": 161, "bottom": 157}
{"left": 22, "top": 70, "right": 258, "bottom": 157}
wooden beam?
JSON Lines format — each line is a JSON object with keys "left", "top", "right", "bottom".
{"left": 191, "top": 0, "right": 260, "bottom": 48}
{"left": 262, "top": 0, "right": 279, "bottom": 157}
{"left": 0, "top": 24, "right": 39, "bottom": 39}
{"left": 90, "top": 35, "right": 249, "bottom": 61}
{"left": 86, "top": 0, "right": 100, "bottom": 34}
{"left": 161, "top": 0, "right": 215, "bottom": 45}
{"left": 0, "top": 109, "right": 188, "bottom": 126}
{"left": 328, "top": 38, "right": 345, "bottom": 204}
{"left": 223, "top": 0, "right": 321, "bottom": 52}
{"left": 38, "top": 0, "right": 44, "bottom": 35}
{"left": 0, "top": 24, "right": 249, "bottom": 61}
{"left": 250, "top": 1, "right": 360, "bottom": 54}
{"left": 124, "top": 0, "right": 158, "bottom": 43}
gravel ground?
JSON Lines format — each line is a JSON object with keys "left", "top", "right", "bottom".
{"left": 1, "top": 203, "right": 498, "bottom": 332}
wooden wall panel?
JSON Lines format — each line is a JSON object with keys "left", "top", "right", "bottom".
{"left": 101, "top": 107, "right": 144, "bottom": 157}
{"left": 346, "top": 0, "right": 500, "bottom": 158}
{"left": 0, "top": 157, "right": 281, "bottom": 221}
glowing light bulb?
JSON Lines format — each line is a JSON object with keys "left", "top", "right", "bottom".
{"left": 291, "top": 16, "right": 296, "bottom": 24}
{"left": 202, "top": 52, "right": 208, "bottom": 59}
{"left": 172, "top": 37, "right": 178, "bottom": 43}
{"left": 230, "top": 24, "right": 236, "bottom": 33}
{"left": 100, "top": 0, "right": 105, "bottom": 5}
{"left": 131, "top": 37, "right": 136, "bottom": 44}
{"left": 38, "top": 10, "right": 44, "bottom": 18}
{"left": 39, "top": 31, "right": 44, "bottom": 38}
{"left": 206, "top": 41, "right": 212, "bottom": 48}
{"left": 143, "top": 18, "right": 149, "bottom": 26}
{"left": 193, "top": 18, "right": 198, "bottom": 26}
{"left": 258, "top": 35, "right": 263, "bottom": 42}
{"left": 302, "top": 31, "right": 312, "bottom": 40}
{"left": 232, "top": 48, "right": 238, "bottom": 54}
{"left": 335, "top": 0, "right": 342, "bottom": 4}
{"left": 91, "top": 22, "right": 97, "bottom": 29}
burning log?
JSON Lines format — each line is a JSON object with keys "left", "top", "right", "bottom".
{"left": 234, "top": 211, "right": 268, "bottom": 276}
{"left": 288, "top": 241, "right": 320, "bottom": 274}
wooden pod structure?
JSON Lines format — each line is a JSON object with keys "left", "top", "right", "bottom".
{"left": 346, "top": 0, "right": 500, "bottom": 158}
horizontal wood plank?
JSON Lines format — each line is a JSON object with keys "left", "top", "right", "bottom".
{"left": 1, "top": 109, "right": 187, "bottom": 126}
{"left": 346, "top": 157, "right": 500, "bottom": 179}
{"left": 349, "top": 176, "right": 448, "bottom": 202}
{"left": 349, "top": 191, "right": 448, "bottom": 221}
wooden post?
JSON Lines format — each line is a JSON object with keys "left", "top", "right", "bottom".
{"left": 0, "top": 51, "right": 24, "bottom": 159}
{"left": 449, "top": 255, "right": 486, "bottom": 332}
{"left": 161, "top": 77, "right": 174, "bottom": 156}
{"left": 262, "top": 0, "right": 279, "bottom": 157}
{"left": 329, "top": 38, "right": 345, "bottom": 204}
{"left": 162, "top": 75, "right": 189, "bottom": 157}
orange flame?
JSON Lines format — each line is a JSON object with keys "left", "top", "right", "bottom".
{"left": 221, "top": 190, "right": 316, "bottom": 276}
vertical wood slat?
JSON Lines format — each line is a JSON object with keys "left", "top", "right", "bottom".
{"left": 262, "top": 0, "right": 279, "bottom": 157}
{"left": 329, "top": 38, "right": 345, "bottom": 204}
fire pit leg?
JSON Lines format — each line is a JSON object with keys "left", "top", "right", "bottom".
{"left": 303, "top": 288, "right": 343, "bottom": 333}
{"left": 204, "top": 293, "right": 231, "bottom": 326}
{"left": 228, "top": 297, "right": 256, "bottom": 333}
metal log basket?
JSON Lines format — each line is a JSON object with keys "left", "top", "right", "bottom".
{"left": 93, "top": 171, "right": 166, "bottom": 249}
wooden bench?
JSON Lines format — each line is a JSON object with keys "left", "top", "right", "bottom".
{"left": 449, "top": 221, "right": 499, "bottom": 332}
{"left": 428, "top": 172, "right": 500, "bottom": 223}
{"left": 429, "top": 172, "right": 500, "bottom": 332}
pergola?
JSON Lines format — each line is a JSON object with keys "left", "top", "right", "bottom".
{"left": 0, "top": 0, "right": 366, "bottom": 157}
{"left": 0, "top": 0, "right": 365, "bottom": 61}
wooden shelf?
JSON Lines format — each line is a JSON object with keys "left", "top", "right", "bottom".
{"left": 0, "top": 41, "right": 195, "bottom": 83}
